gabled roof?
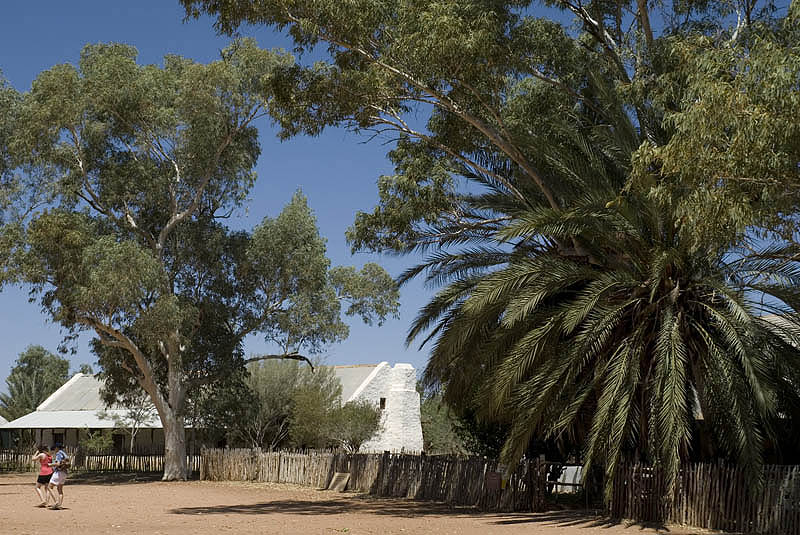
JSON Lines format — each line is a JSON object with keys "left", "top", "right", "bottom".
{"left": 3, "top": 408, "right": 158, "bottom": 429}
{"left": 4, "top": 362, "right": 407, "bottom": 429}
{"left": 3, "top": 373, "right": 160, "bottom": 430}
{"left": 0, "top": 415, "right": 8, "bottom": 426}
{"left": 331, "top": 364, "right": 382, "bottom": 402}
{"left": 37, "top": 373, "right": 120, "bottom": 411}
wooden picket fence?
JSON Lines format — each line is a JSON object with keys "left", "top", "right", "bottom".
{"left": 611, "top": 462, "right": 800, "bottom": 534}
{"left": 0, "top": 448, "right": 201, "bottom": 474}
{"left": 200, "top": 448, "right": 550, "bottom": 512}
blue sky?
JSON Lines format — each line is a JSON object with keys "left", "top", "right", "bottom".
{"left": 0, "top": 1, "right": 433, "bottom": 390}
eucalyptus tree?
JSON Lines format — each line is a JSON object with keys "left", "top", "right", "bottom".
{"left": 182, "top": 0, "right": 799, "bottom": 255}
{"left": 0, "top": 74, "right": 16, "bottom": 180}
{"left": 182, "top": 0, "right": 800, "bottom": 497}
{"left": 1, "top": 42, "right": 399, "bottom": 479}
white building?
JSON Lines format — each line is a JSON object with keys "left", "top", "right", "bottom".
{"left": 332, "top": 362, "right": 424, "bottom": 453}
{"left": 0, "top": 373, "right": 162, "bottom": 452}
{"left": 1, "top": 361, "right": 424, "bottom": 454}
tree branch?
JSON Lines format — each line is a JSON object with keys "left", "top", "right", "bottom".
{"left": 281, "top": 8, "right": 561, "bottom": 212}
{"left": 244, "top": 352, "right": 315, "bottom": 371}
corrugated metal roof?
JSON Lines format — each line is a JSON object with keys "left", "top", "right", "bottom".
{"left": 331, "top": 364, "right": 380, "bottom": 402}
{"left": 3, "top": 364, "right": 401, "bottom": 430}
{"left": 1, "top": 373, "right": 159, "bottom": 430}
{"left": 37, "top": 373, "right": 120, "bottom": 411}
{"left": 2, "top": 409, "right": 161, "bottom": 429}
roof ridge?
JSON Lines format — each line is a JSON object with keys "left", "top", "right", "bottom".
{"left": 36, "top": 372, "right": 85, "bottom": 411}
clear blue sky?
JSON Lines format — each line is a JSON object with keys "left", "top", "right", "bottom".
{"left": 0, "top": 1, "right": 433, "bottom": 390}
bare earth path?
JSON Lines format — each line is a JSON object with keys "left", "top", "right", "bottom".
{"left": 0, "top": 473, "right": 715, "bottom": 535}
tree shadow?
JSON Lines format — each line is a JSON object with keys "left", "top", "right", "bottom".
{"left": 171, "top": 495, "right": 685, "bottom": 532}
{"left": 67, "top": 472, "right": 166, "bottom": 485}
{"left": 170, "top": 494, "right": 490, "bottom": 518}
{"left": 490, "top": 510, "right": 676, "bottom": 532}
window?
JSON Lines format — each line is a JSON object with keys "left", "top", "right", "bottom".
{"left": 53, "top": 432, "right": 64, "bottom": 445}
{"left": 379, "top": 397, "right": 386, "bottom": 410}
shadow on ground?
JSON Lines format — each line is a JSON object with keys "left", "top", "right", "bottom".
{"left": 170, "top": 497, "right": 691, "bottom": 532}
{"left": 488, "top": 510, "right": 676, "bottom": 532}
{"left": 68, "top": 472, "right": 166, "bottom": 485}
{"left": 170, "top": 496, "right": 656, "bottom": 529}
{"left": 170, "top": 496, "right": 480, "bottom": 518}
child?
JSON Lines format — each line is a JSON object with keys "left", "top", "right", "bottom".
{"left": 47, "top": 442, "right": 69, "bottom": 510}
{"left": 31, "top": 445, "right": 53, "bottom": 507}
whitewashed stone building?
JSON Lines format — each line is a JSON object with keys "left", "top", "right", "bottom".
{"left": 332, "top": 362, "right": 424, "bottom": 453}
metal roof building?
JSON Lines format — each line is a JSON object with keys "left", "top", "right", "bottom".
{"left": 1, "top": 373, "right": 160, "bottom": 430}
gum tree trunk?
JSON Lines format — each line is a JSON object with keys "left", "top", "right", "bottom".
{"left": 160, "top": 358, "right": 188, "bottom": 481}
{"left": 162, "top": 410, "right": 188, "bottom": 480}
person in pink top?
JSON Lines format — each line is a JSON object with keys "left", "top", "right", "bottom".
{"left": 31, "top": 445, "right": 53, "bottom": 507}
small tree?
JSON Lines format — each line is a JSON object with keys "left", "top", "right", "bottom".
{"left": 80, "top": 428, "right": 113, "bottom": 454}
{"left": 329, "top": 400, "right": 382, "bottom": 453}
{"left": 98, "top": 389, "right": 156, "bottom": 453}
{"left": 419, "top": 391, "right": 467, "bottom": 455}
{"left": 230, "top": 360, "right": 341, "bottom": 450}
{"left": 287, "top": 380, "right": 341, "bottom": 449}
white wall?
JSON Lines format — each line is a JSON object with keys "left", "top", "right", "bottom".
{"left": 33, "top": 427, "right": 165, "bottom": 452}
{"left": 352, "top": 362, "right": 424, "bottom": 453}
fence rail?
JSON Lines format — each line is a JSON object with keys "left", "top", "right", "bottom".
{"left": 611, "top": 462, "right": 800, "bottom": 535}
{"left": 0, "top": 449, "right": 201, "bottom": 474}
{"left": 200, "top": 448, "right": 550, "bottom": 512}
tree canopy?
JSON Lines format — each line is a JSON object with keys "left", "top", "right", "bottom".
{"left": 228, "top": 359, "right": 342, "bottom": 450}
{"left": 0, "top": 345, "right": 70, "bottom": 421}
{"left": 183, "top": 0, "right": 800, "bottom": 500}
{"left": 181, "top": 0, "right": 796, "bottom": 256}
{"left": 0, "top": 40, "right": 399, "bottom": 479}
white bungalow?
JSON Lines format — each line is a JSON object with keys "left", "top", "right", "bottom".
{"left": 0, "top": 373, "right": 163, "bottom": 452}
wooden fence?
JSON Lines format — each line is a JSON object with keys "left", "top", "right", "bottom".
{"left": 611, "top": 462, "right": 800, "bottom": 535}
{"left": 0, "top": 449, "right": 201, "bottom": 474}
{"left": 200, "top": 448, "right": 550, "bottom": 512}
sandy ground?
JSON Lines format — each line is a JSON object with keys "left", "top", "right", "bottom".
{"left": 0, "top": 472, "right": 718, "bottom": 535}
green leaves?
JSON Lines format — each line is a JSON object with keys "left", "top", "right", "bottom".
{"left": 328, "top": 399, "right": 383, "bottom": 453}
{"left": 243, "top": 191, "right": 398, "bottom": 354}
{"left": 330, "top": 263, "right": 399, "bottom": 326}
{"left": 407, "top": 105, "right": 800, "bottom": 503}
{"left": 1, "top": 39, "right": 399, "bottom": 479}
{"left": 0, "top": 346, "right": 70, "bottom": 421}
{"left": 631, "top": 31, "right": 800, "bottom": 248}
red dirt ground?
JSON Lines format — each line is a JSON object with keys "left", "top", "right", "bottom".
{"left": 0, "top": 472, "right": 718, "bottom": 535}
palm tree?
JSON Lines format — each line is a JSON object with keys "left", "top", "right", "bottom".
{"left": 0, "top": 346, "right": 70, "bottom": 421}
{"left": 405, "top": 95, "right": 800, "bottom": 501}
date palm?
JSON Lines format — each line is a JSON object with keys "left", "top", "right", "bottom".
{"left": 406, "top": 102, "right": 800, "bottom": 500}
